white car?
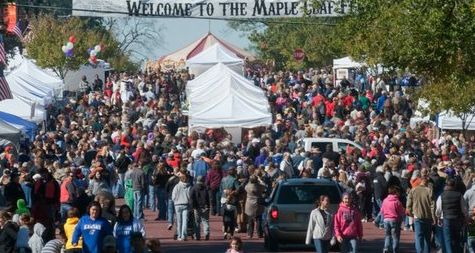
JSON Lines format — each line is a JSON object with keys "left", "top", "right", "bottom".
{"left": 298, "top": 137, "right": 363, "bottom": 153}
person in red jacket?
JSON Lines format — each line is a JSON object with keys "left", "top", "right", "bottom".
{"left": 334, "top": 192, "right": 363, "bottom": 253}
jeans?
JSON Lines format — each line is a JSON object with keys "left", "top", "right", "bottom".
{"left": 155, "top": 187, "right": 167, "bottom": 220}
{"left": 468, "top": 237, "right": 475, "bottom": 253}
{"left": 133, "top": 190, "right": 144, "bottom": 219}
{"left": 384, "top": 220, "right": 401, "bottom": 253}
{"left": 148, "top": 185, "right": 156, "bottom": 211}
{"left": 175, "top": 204, "right": 189, "bottom": 240}
{"left": 414, "top": 218, "right": 432, "bottom": 253}
{"left": 167, "top": 198, "right": 175, "bottom": 225}
{"left": 113, "top": 173, "right": 125, "bottom": 198}
{"left": 373, "top": 199, "right": 383, "bottom": 227}
{"left": 443, "top": 219, "right": 463, "bottom": 253}
{"left": 193, "top": 208, "right": 210, "bottom": 239}
{"left": 60, "top": 203, "right": 73, "bottom": 223}
{"left": 21, "top": 183, "right": 32, "bottom": 208}
{"left": 435, "top": 224, "right": 445, "bottom": 251}
{"left": 313, "top": 239, "right": 330, "bottom": 253}
{"left": 341, "top": 238, "right": 358, "bottom": 253}
{"left": 208, "top": 188, "right": 219, "bottom": 215}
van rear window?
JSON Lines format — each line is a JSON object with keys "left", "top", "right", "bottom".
{"left": 277, "top": 185, "right": 341, "bottom": 205}
{"left": 311, "top": 142, "right": 331, "bottom": 152}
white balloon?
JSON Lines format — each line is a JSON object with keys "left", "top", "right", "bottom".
{"left": 94, "top": 45, "right": 101, "bottom": 52}
{"left": 62, "top": 45, "right": 68, "bottom": 53}
{"left": 90, "top": 50, "right": 97, "bottom": 56}
{"left": 66, "top": 42, "right": 74, "bottom": 50}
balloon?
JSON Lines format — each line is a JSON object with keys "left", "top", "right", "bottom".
{"left": 87, "top": 48, "right": 93, "bottom": 54}
{"left": 90, "top": 50, "right": 97, "bottom": 57}
{"left": 66, "top": 42, "right": 74, "bottom": 50}
{"left": 89, "top": 56, "right": 97, "bottom": 65}
{"left": 69, "top": 35, "right": 76, "bottom": 43}
{"left": 61, "top": 45, "right": 67, "bottom": 53}
{"left": 66, "top": 50, "right": 73, "bottom": 57}
{"left": 94, "top": 45, "right": 101, "bottom": 52}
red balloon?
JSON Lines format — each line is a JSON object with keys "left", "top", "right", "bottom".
{"left": 69, "top": 35, "right": 76, "bottom": 43}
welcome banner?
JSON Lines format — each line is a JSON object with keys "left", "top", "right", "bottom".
{"left": 72, "top": 0, "right": 354, "bottom": 18}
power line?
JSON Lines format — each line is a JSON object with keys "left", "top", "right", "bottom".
{"left": 13, "top": 3, "right": 337, "bottom": 26}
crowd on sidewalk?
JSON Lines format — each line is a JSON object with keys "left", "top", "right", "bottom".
{"left": 0, "top": 66, "right": 473, "bottom": 253}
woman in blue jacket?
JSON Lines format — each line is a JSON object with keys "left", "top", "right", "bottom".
{"left": 113, "top": 205, "right": 146, "bottom": 253}
{"left": 72, "top": 201, "right": 112, "bottom": 253}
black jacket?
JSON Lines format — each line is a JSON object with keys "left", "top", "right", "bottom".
{"left": 373, "top": 172, "right": 387, "bottom": 201}
{"left": 190, "top": 182, "right": 210, "bottom": 209}
{"left": 165, "top": 175, "right": 180, "bottom": 198}
{"left": 0, "top": 221, "right": 18, "bottom": 253}
{"left": 4, "top": 181, "right": 25, "bottom": 212}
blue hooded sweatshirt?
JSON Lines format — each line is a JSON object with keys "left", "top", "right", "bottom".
{"left": 72, "top": 215, "right": 112, "bottom": 253}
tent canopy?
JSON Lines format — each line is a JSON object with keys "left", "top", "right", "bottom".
{"left": 5, "top": 59, "right": 62, "bottom": 105}
{"left": 159, "top": 33, "right": 255, "bottom": 69}
{"left": 0, "top": 111, "right": 37, "bottom": 140}
{"left": 0, "top": 98, "right": 46, "bottom": 123}
{"left": 0, "top": 119, "right": 21, "bottom": 149}
{"left": 187, "top": 43, "right": 244, "bottom": 65}
{"left": 437, "top": 112, "right": 475, "bottom": 131}
{"left": 15, "top": 59, "right": 64, "bottom": 96}
{"left": 187, "top": 63, "right": 271, "bottom": 130}
{"left": 186, "top": 43, "right": 244, "bottom": 76}
{"left": 333, "top": 56, "right": 364, "bottom": 69}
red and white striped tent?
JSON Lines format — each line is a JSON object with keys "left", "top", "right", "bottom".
{"left": 158, "top": 33, "right": 255, "bottom": 70}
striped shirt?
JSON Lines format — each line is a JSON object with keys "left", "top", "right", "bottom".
{"left": 40, "top": 239, "right": 63, "bottom": 253}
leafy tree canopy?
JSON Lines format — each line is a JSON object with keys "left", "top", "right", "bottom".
{"left": 230, "top": 18, "right": 343, "bottom": 70}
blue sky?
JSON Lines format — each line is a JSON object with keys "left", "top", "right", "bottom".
{"left": 151, "top": 18, "right": 251, "bottom": 60}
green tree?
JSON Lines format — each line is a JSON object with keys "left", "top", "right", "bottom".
{"left": 230, "top": 18, "right": 343, "bottom": 70}
{"left": 25, "top": 15, "right": 137, "bottom": 78}
{"left": 25, "top": 15, "right": 91, "bottom": 79}
{"left": 338, "top": 0, "right": 475, "bottom": 134}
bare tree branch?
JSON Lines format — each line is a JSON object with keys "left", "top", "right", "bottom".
{"left": 109, "top": 17, "right": 164, "bottom": 60}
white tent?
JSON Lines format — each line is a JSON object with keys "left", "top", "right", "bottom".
{"left": 186, "top": 63, "right": 272, "bottom": 136}
{"left": 333, "top": 56, "right": 364, "bottom": 69}
{"left": 0, "top": 98, "right": 46, "bottom": 123}
{"left": 6, "top": 59, "right": 59, "bottom": 106}
{"left": 413, "top": 99, "right": 475, "bottom": 130}
{"left": 437, "top": 112, "right": 475, "bottom": 131}
{"left": 0, "top": 119, "right": 21, "bottom": 150}
{"left": 186, "top": 43, "right": 244, "bottom": 76}
{"left": 14, "top": 59, "right": 64, "bottom": 97}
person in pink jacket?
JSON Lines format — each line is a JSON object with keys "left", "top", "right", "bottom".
{"left": 380, "top": 186, "right": 405, "bottom": 253}
{"left": 334, "top": 192, "right": 363, "bottom": 253}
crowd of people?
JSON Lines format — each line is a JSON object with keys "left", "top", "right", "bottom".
{"left": 0, "top": 63, "right": 472, "bottom": 253}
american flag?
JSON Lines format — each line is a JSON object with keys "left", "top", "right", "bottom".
{"left": 0, "top": 35, "right": 6, "bottom": 66}
{"left": 11, "top": 22, "right": 23, "bottom": 40}
{"left": 0, "top": 68, "right": 12, "bottom": 101}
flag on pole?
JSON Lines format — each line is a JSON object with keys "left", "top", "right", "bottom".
{"left": 12, "top": 22, "right": 23, "bottom": 40}
{"left": 0, "top": 68, "right": 12, "bottom": 101}
{"left": 0, "top": 35, "right": 6, "bottom": 66}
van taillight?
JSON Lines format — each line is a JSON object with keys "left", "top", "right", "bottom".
{"left": 270, "top": 207, "right": 278, "bottom": 220}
